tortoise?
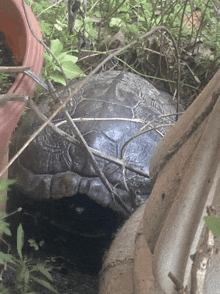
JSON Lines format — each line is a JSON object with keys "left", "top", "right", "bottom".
{"left": 9, "top": 71, "right": 179, "bottom": 218}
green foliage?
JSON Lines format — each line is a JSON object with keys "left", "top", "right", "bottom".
{"left": 43, "top": 39, "right": 85, "bottom": 85}
{"left": 0, "top": 73, "right": 14, "bottom": 94}
{"left": 0, "top": 178, "right": 16, "bottom": 193}
{"left": 0, "top": 224, "right": 59, "bottom": 294}
{"left": 24, "top": 0, "right": 220, "bottom": 94}
{"left": 0, "top": 179, "right": 16, "bottom": 236}
{"left": 204, "top": 214, "right": 220, "bottom": 238}
{"left": 0, "top": 180, "right": 58, "bottom": 293}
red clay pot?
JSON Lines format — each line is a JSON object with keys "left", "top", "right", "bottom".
{"left": 0, "top": 0, "right": 43, "bottom": 199}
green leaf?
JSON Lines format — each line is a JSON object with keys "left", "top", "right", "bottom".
{"left": 62, "top": 62, "right": 86, "bottom": 79}
{"left": 0, "top": 252, "right": 15, "bottom": 264}
{"left": 0, "top": 220, "right": 11, "bottom": 236}
{"left": 17, "top": 223, "right": 24, "bottom": 260}
{"left": 49, "top": 73, "right": 66, "bottom": 85}
{"left": 0, "top": 283, "right": 12, "bottom": 293}
{"left": 54, "top": 24, "right": 63, "bottom": 31}
{"left": 28, "top": 239, "right": 39, "bottom": 251}
{"left": 43, "top": 52, "right": 53, "bottom": 63}
{"left": 57, "top": 52, "right": 78, "bottom": 64}
{"left": 50, "top": 39, "right": 63, "bottom": 56}
{"left": 31, "top": 276, "right": 59, "bottom": 294}
{"left": 31, "top": 264, "right": 53, "bottom": 281}
{"left": 0, "top": 179, "right": 16, "bottom": 192}
{"left": 39, "top": 240, "right": 45, "bottom": 247}
{"left": 204, "top": 215, "right": 220, "bottom": 237}
{"left": 109, "top": 17, "right": 122, "bottom": 27}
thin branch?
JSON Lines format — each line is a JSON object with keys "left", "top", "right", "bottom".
{"left": 0, "top": 94, "right": 28, "bottom": 105}
{"left": 55, "top": 112, "right": 184, "bottom": 126}
{"left": 0, "top": 207, "right": 22, "bottom": 220}
{"left": 0, "top": 66, "right": 30, "bottom": 73}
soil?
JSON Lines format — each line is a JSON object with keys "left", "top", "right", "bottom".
{"left": 0, "top": 31, "right": 16, "bottom": 94}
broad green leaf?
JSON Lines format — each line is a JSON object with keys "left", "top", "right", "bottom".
{"left": 32, "top": 276, "right": 59, "bottom": 294}
{"left": 49, "top": 73, "right": 66, "bottom": 85}
{"left": 17, "top": 223, "right": 24, "bottom": 260}
{"left": 62, "top": 62, "right": 86, "bottom": 79}
{"left": 204, "top": 215, "right": 220, "bottom": 237}
{"left": 57, "top": 52, "right": 78, "bottom": 64}
{"left": 50, "top": 39, "right": 63, "bottom": 56}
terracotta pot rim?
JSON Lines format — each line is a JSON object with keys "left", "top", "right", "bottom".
{"left": 0, "top": 0, "right": 43, "bottom": 176}
{"left": 7, "top": 0, "right": 44, "bottom": 95}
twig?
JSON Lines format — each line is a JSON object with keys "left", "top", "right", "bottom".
{"left": 36, "top": 0, "right": 63, "bottom": 18}
{"left": 0, "top": 93, "right": 28, "bottom": 105}
{"left": 0, "top": 66, "right": 30, "bottom": 73}
{"left": 0, "top": 207, "right": 22, "bottom": 220}
{"left": 120, "top": 111, "right": 185, "bottom": 159}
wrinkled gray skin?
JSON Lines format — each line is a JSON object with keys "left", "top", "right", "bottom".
{"left": 10, "top": 71, "right": 177, "bottom": 217}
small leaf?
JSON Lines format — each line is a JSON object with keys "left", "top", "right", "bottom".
{"left": 204, "top": 215, "right": 220, "bottom": 237}
{"left": 50, "top": 39, "right": 63, "bottom": 56}
{"left": 0, "top": 252, "right": 15, "bottom": 264}
{"left": 32, "top": 264, "right": 53, "bottom": 281}
{"left": 28, "top": 239, "right": 39, "bottom": 251}
{"left": 32, "top": 276, "right": 59, "bottom": 294}
{"left": 0, "top": 179, "right": 16, "bottom": 192}
{"left": 39, "top": 240, "right": 45, "bottom": 247}
{"left": 54, "top": 23, "right": 63, "bottom": 31}
{"left": 0, "top": 220, "right": 11, "bottom": 236}
{"left": 43, "top": 52, "right": 53, "bottom": 62}
{"left": 17, "top": 223, "right": 24, "bottom": 260}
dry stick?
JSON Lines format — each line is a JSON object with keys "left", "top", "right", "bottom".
{"left": 0, "top": 93, "right": 28, "bottom": 105}
{"left": 0, "top": 66, "right": 30, "bottom": 73}
{"left": 54, "top": 112, "right": 184, "bottom": 126}
{"left": 120, "top": 111, "right": 185, "bottom": 159}
{"left": 0, "top": 26, "right": 177, "bottom": 179}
